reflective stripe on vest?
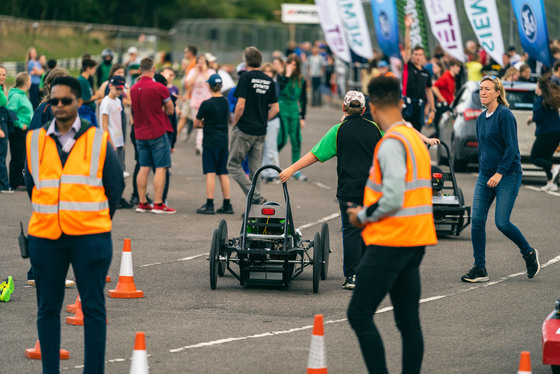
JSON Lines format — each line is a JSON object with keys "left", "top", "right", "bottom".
{"left": 59, "top": 200, "right": 109, "bottom": 211}
{"left": 30, "top": 130, "right": 61, "bottom": 190}
{"left": 31, "top": 203, "right": 58, "bottom": 214}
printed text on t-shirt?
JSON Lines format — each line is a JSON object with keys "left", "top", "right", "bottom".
{"left": 252, "top": 79, "right": 271, "bottom": 94}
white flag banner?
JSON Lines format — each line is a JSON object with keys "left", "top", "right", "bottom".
{"left": 337, "top": 0, "right": 373, "bottom": 60}
{"left": 424, "top": 0, "right": 465, "bottom": 61}
{"left": 315, "top": 0, "right": 352, "bottom": 63}
{"left": 464, "top": 0, "right": 504, "bottom": 66}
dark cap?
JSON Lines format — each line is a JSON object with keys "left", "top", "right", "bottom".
{"left": 508, "top": 45, "right": 516, "bottom": 52}
{"left": 109, "top": 75, "right": 126, "bottom": 89}
{"left": 207, "top": 73, "right": 222, "bottom": 87}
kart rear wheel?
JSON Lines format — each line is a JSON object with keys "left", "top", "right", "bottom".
{"left": 313, "top": 232, "right": 322, "bottom": 294}
{"left": 320, "top": 222, "right": 330, "bottom": 280}
{"left": 209, "top": 229, "right": 219, "bottom": 290}
{"left": 217, "top": 219, "right": 228, "bottom": 277}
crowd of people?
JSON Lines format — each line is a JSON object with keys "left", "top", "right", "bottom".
{"left": 1, "top": 20, "right": 560, "bottom": 372}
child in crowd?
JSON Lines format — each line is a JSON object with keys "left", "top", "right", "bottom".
{"left": 193, "top": 74, "right": 233, "bottom": 214}
{"left": 100, "top": 75, "right": 126, "bottom": 169}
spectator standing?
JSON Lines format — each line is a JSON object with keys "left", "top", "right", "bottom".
{"left": 498, "top": 53, "right": 512, "bottom": 78}
{"left": 465, "top": 53, "right": 483, "bottom": 82}
{"left": 100, "top": 76, "right": 126, "bottom": 169}
{"left": 228, "top": 46, "right": 279, "bottom": 205}
{"left": 518, "top": 64, "right": 536, "bottom": 83}
{"left": 308, "top": 47, "right": 325, "bottom": 106}
{"left": 7, "top": 72, "right": 33, "bottom": 190}
{"left": 194, "top": 74, "right": 233, "bottom": 214}
{"left": 125, "top": 47, "right": 141, "bottom": 86}
{"left": 277, "top": 54, "right": 308, "bottom": 181}
{"left": 97, "top": 49, "right": 114, "bottom": 89}
{"left": 461, "top": 76, "right": 539, "bottom": 283}
{"left": 402, "top": 15, "right": 435, "bottom": 132}
{"left": 24, "top": 76, "right": 124, "bottom": 373}
{"left": 0, "top": 65, "right": 11, "bottom": 192}
{"left": 177, "top": 46, "right": 198, "bottom": 141}
{"left": 30, "top": 68, "right": 70, "bottom": 131}
{"left": 26, "top": 47, "right": 44, "bottom": 110}
{"left": 186, "top": 54, "right": 216, "bottom": 155}
{"left": 260, "top": 61, "right": 282, "bottom": 183}
{"left": 528, "top": 76, "right": 560, "bottom": 191}
{"left": 78, "top": 59, "right": 102, "bottom": 127}
{"left": 279, "top": 91, "right": 382, "bottom": 290}
{"left": 335, "top": 55, "right": 348, "bottom": 99}
{"left": 130, "top": 58, "right": 176, "bottom": 214}
{"left": 507, "top": 46, "right": 522, "bottom": 66}
{"left": 431, "top": 59, "right": 462, "bottom": 136}
{"left": 501, "top": 67, "right": 520, "bottom": 83}
{"left": 346, "top": 76, "right": 437, "bottom": 374}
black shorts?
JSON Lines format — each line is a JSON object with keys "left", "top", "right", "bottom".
{"left": 202, "top": 147, "right": 228, "bottom": 175}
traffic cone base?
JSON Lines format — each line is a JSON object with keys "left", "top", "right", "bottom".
{"left": 106, "top": 275, "right": 111, "bottom": 283}
{"left": 518, "top": 351, "right": 532, "bottom": 374}
{"left": 25, "top": 340, "right": 69, "bottom": 360}
{"left": 108, "top": 239, "right": 144, "bottom": 298}
{"left": 66, "top": 298, "right": 84, "bottom": 325}
{"left": 66, "top": 295, "right": 79, "bottom": 314}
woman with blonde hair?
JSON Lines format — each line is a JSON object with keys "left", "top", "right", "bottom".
{"left": 501, "top": 66, "right": 519, "bottom": 82}
{"left": 461, "top": 76, "right": 538, "bottom": 283}
{"left": 25, "top": 47, "right": 44, "bottom": 110}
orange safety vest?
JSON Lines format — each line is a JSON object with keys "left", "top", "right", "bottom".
{"left": 26, "top": 126, "right": 112, "bottom": 240}
{"left": 362, "top": 124, "right": 437, "bottom": 247}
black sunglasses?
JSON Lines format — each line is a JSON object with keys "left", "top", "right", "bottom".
{"left": 49, "top": 97, "right": 74, "bottom": 106}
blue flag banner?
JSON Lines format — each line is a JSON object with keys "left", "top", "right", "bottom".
{"left": 511, "top": 0, "right": 552, "bottom": 67}
{"left": 371, "top": 0, "right": 400, "bottom": 58}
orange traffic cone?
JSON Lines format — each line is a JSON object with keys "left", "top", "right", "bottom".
{"left": 66, "top": 295, "right": 79, "bottom": 313}
{"left": 130, "top": 331, "right": 149, "bottom": 373}
{"left": 518, "top": 351, "right": 532, "bottom": 374}
{"left": 108, "top": 239, "right": 144, "bottom": 298}
{"left": 25, "top": 340, "right": 70, "bottom": 360}
{"left": 307, "top": 314, "right": 327, "bottom": 374}
{"left": 106, "top": 275, "right": 111, "bottom": 283}
{"left": 65, "top": 297, "right": 84, "bottom": 325}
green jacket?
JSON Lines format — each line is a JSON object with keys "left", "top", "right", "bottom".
{"left": 0, "top": 87, "right": 7, "bottom": 107}
{"left": 7, "top": 88, "right": 33, "bottom": 130}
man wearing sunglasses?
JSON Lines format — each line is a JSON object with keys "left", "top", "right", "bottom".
{"left": 23, "top": 76, "right": 124, "bottom": 373}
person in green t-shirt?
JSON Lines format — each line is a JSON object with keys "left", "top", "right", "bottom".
{"left": 77, "top": 59, "right": 102, "bottom": 127}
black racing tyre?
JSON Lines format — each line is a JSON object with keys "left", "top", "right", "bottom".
{"left": 209, "top": 229, "right": 219, "bottom": 290}
{"left": 217, "top": 219, "right": 228, "bottom": 276}
{"left": 320, "top": 222, "right": 330, "bottom": 280}
{"left": 313, "top": 232, "right": 322, "bottom": 294}
{"left": 552, "top": 365, "right": 560, "bottom": 374}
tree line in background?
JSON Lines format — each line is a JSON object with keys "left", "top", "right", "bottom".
{"left": 0, "top": 0, "right": 313, "bottom": 28}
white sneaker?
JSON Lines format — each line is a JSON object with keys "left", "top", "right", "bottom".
{"left": 123, "top": 171, "right": 130, "bottom": 179}
{"left": 65, "top": 279, "right": 76, "bottom": 287}
{"left": 540, "top": 183, "right": 558, "bottom": 192}
{"left": 552, "top": 165, "right": 560, "bottom": 184}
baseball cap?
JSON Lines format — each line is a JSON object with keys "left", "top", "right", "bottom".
{"left": 109, "top": 75, "right": 126, "bottom": 89}
{"left": 507, "top": 45, "right": 516, "bottom": 52}
{"left": 128, "top": 46, "right": 138, "bottom": 55}
{"left": 207, "top": 73, "right": 222, "bottom": 87}
{"left": 344, "top": 90, "right": 366, "bottom": 108}
{"left": 378, "top": 60, "right": 389, "bottom": 68}
{"left": 205, "top": 52, "right": 217, "bottom": 63}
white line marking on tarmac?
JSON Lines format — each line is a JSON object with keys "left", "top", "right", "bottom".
{"left": 524, "top": 185, "right": 560, "bottom": 196}
{"left": 312, "top": 181, "right": 332, "bottom": 190}
{"left": 298, "top": 212, "right": 340, "bottom": 230}
{"left": 167, "top": 255, "right": 560, "bottom": 354}
{"left": 139, "top": 254, "right": 207, "bottom": 268}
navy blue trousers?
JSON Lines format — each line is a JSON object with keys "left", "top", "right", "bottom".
{"left": 29, "top": 232, "right": 112, "bottom": 374}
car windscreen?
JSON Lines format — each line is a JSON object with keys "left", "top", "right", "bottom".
{"left": 505, "top": 89, "right": 535, "bottom": 110}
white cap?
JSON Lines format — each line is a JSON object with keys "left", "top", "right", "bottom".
{"left": 128, "top": 46, "right": 138, "bottom": 55}
{"left": 344, "top": 90, "right": 366, "bottom": 108}
{"left": 204, "top": 52, "right": 217, "bottom": 63}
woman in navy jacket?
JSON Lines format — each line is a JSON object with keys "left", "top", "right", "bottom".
{"left": 461, "top": 76, "right": 539, "bottom": 283}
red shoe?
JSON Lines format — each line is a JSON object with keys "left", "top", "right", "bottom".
{"left": 136, "top": 202, "right": 152, "bottom": 213}
{"left": 152, "top": 203, "right": 176, "bottom": 214}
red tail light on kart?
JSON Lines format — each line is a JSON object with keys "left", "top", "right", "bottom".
{"left": 466, "top": 141, "right": 479, "bottom": 148}
{"left": 261, "top": 208, "right": 275, "bottom": 216}
{"left": 432, "top": 173, "right": 443, "bottom": 179}
{"left": 463, "top": 109, "right": 482, "bottom": 122}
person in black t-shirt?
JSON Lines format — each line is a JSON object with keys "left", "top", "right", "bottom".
{"left": 278, "top": 91, "right": 383, "bottom": 290}
{"left": 194, "top": 74, "right": 233, "bottom": 215}
{"left": 228, "top": 47, "right": 279, "bottom": 204}
{"left": 402, "top": 14, "right": 435, "bottom": 132}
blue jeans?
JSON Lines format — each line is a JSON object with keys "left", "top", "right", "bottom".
{"left": 471, "top": 172, "right": 532, "bottom": 268}
{"left": 29, "top": 232, "right": 112, "bottom": 374}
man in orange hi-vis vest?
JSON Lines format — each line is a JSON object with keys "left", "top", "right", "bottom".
{"left": 24, "top": 76, "right": 124, "bottom": 373}
{"left": 346, "top": 75, "right": 437, "bottom": 374}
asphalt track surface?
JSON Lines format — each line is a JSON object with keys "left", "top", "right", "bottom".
{"left": 1, "top": 105, "right": 559, "bottom": 373}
